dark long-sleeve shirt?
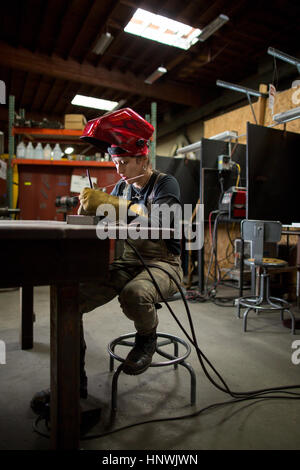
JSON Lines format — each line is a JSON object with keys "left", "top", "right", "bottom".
{"left": 111, "top": 170, "right": 181, "bottom": 255}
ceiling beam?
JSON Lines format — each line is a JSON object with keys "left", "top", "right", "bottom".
{"left": 0, "top": 106, "right": 62, "bottom": 123}
{"left": 0, "top": 42, "right": 205, "bottom": 107}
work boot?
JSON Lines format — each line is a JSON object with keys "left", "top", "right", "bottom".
{"left": 30, "top": 374, "right": 88, "bottom": 417}
{"left": 122, "top": 332, "right": 157, "bottom": 375}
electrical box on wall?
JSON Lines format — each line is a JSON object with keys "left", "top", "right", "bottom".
{"left": 218, "top": 154, "right": 231, "bottom": 171}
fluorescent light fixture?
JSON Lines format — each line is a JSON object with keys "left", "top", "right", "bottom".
{"left": 111, "top": 99, "right": 127, "bottom": 111}
{"left": 177, "top": 141, "right": 202, "bottom": 155}
{"left": 209, "top": 130, "right": 238, "bottom": 141}
{"left": 268, "top": 47, "right": 300, "bottom": 73}
{"left": 92, "top": 32, "right": 114, "bottom": 55}
{"left": 124, "top": 8, "right": 201, "bottom": 50}
{"left": 273, "top": 106, "right": 300, "bottom": 123}
{"left": 145, "top": 66, "right": 167, "bottom": 85}
{"left": 71, "top": 94, "right": 118, "bottom": 111}
{"left": 216, "top": 80, "right": 268, "bottom": 98}
{"left": 198, "top": 14, "right": 229, "bottom": 42}
{"left": 65, "top": 147, "right": 74, "bottom": 155}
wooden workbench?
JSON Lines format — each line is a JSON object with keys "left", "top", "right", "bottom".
{"left": 0, "top": 220, "right": 110, "bottom": 450}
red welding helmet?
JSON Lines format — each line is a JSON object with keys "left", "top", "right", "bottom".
{"left": 80, "top": 108, "right": 154, "bottom": 156}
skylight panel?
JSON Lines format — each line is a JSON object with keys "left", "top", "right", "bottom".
{"left": 124, "top": 8, "right": 201, "bottom": 50}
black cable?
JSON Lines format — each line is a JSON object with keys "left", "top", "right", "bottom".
{"left": 218, "top": 173, "right": 225, "bottom": 207}
{"left": 205, "top": 210, "right": 224, "bottom": 294}
{"left": 206, "top": 214, "right": 242, "bottom": 303}
{"left": 213, "top": 216, "right": 236, "bottom": 280}
{"left": 33, "top": 392, "right": 300, "bottom": 441}
{"left": 124, "top": 239, "right": 300, "bottom": 399}
{"left": 208, "top": 267, "right": 240, "bottom": 307}
{"left": 32, "top": 238, "right": 300, "bottom": 441}
{"left": 226, "top": 219, "right": 236, "bottom": 251}
{"left": 205, "top": 210, "right": 227, "bottom": 296}
{"left": 78, "top": 241, "right": 300, "bottom": 441}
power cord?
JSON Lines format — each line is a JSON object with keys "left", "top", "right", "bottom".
{"left": 125, "top": 240, "right": 300, "bottom": 398}
{"left": 33, "top": 238, "right": 300, "bottom": 441}
{"left": 194, "top": 209, "right": 243, "bottom": 305}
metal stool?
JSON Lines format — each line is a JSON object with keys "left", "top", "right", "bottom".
{"left": 237, "top": 257, "right": 296, "bottom": 334}
{"left": 236, "top": 220, "right": 296, "bottom": 334}
{"left": 107, "top": 332, "right": 196, "bottom": 412}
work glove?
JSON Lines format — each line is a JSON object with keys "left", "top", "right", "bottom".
{"left": 78, "top": 187, "right": 146, "bottom": 219}
{"left": 77, "top": 182, "right": 100, "bottom": 215}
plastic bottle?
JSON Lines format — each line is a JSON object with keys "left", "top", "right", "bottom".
{"left": 25, "top": 142, "right": 34, "bottom": 159}
{"left": 43, "top": 144, "right": 52, "bottom": 160}
{"left": 34, "top": 143, "right": 44, "bottom": 160}
{"left": 53, "top": 143, "right": 62, "bottom": 160}
{"left": 16, "top": 141, "right": 26, "bottom": 159}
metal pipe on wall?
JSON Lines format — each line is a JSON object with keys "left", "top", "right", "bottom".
{"left": 8, "top": 95, "right": 15, "bottom": 211}
{"left": 151, "top": 102, "right": 157, "bottom": 169}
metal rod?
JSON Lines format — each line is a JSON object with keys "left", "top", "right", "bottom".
{"left": 8, "top": 95, "right": 15, "bottom": 212}
{"left": 268, "top": 47, "right": 300, "bottom": 73}
{"left": 151, "top": 102, "right": 157, "bottom": 170}
{"left": 216, "top": 80, "right": 268, "bottom": 98}
{"left": 86, "top": 169, "right": 93, "bottom": 188}
{"left": 98, "top": 173, "right": 145, "bottom": 191}
{"left": 246, "top": 92, "right": 258, "bottom": 124}
{"left": 177, "top": 141, "right": 202, "bottom": 154}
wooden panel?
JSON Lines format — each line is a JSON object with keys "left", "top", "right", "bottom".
{"left": 203, "top": 223, "right": 240, "bottom": 279}
{"left": 204, "top": 85, "right": 300, "bottom": 142}
{"left": 264, "top": 86, "right": 300, "bottom": 134}
{"left": 204, "top": 100, "right": 261, "bottom": 144}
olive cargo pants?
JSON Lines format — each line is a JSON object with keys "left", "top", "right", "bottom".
{"left": 79, "top": 239, "right": 183, "bottom": 335}
{"left": 78, "top": 239, "right": 183, "bottom": 376}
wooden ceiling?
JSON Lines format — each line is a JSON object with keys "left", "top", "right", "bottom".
{"left": 0, "top": 0, "right": 300, "bottom": 148}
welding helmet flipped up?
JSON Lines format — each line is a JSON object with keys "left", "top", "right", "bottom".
{"left": 80, "top": 108, "right": 154, "bottom": 157}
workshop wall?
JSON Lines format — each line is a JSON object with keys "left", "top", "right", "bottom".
{"left": 264, "top": 85, "right": 300, "bottom": 133}
{"left": 157, "top": 131, "right": 190, "bottom": 157}
{"left": 204, "top": 83, "right": 300, "bottom": 142}
{"left": 204, "top": 100, "right": 261, "bottom": 144}
{"left": 156, "top": 83, "right": 300, "bottom": 297}
{"left": 156, "top": 121, "right": 204, "bottom": 157}
{"left": 157, "top": 83, "right": 300, "bottom": 154}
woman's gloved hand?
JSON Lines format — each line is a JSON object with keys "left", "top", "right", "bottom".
{"left": 77, "top": 182, "right": 101, "bottom": 215}
{"left": 79, "top": 188, "right": 114, "bottom": 213}
{"left": 78, "top": 187, "right": 147, "bottom": 218}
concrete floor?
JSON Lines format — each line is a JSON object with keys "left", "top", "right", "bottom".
{"left": 0, "top": 284, "right": 300, "bottom": 451}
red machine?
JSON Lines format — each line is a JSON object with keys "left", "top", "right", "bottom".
{"left": 219, "top": 186, "right": 247, "bottom": 218}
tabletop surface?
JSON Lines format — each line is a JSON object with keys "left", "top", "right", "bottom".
{"left": 0, "top": 220, "right": 101, "bottom": 239}
{"left": 0, "top": 219, "right": 176, "bottom": 240}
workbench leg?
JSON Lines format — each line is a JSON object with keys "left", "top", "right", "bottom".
{"left": 297, "top": 269, "right": 300, "bottom": 310}
{"left": 50, "top": 283, "right": 80, "bottom": 450}
{"left": 20, "top": 286, "right": 34, "bottom": 350}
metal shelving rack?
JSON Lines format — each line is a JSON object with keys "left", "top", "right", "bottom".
{"left": 8, "top": 96, "right": 158, "bottom": 212}
{"left": 7, "top": 96, "right": 113, "bottom": 213}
